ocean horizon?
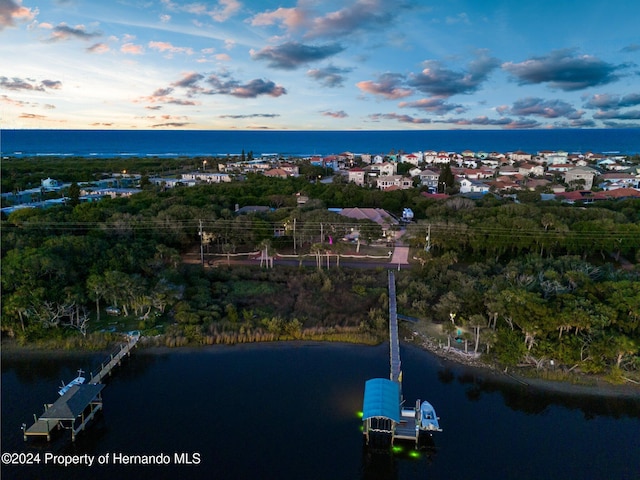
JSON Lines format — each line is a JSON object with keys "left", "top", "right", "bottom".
{"left": 1, "top": 128, "right": 639, "bottom": 158}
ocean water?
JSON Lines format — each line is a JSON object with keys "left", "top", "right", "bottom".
{"left": 1, "top": 129, "right": 639, "bottom": 158}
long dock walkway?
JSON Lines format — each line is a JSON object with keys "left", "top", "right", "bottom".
{"left": 89, "top": 332, "right": 140, "bottom": 384}
{"left": 23, "top": 332, "right": 140, "bottom": 442}
{"left": 388, "top": 271, "right": 401, "bottom": 384}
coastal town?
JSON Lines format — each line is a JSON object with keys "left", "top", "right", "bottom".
{"left": 2, "top": 147, "right": 640, "bottom": 214}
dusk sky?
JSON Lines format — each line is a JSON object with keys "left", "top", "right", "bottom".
{"left": 1, "top": 0, "right": 639, "bottom": 130}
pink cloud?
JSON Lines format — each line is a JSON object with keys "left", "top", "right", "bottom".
{"left": 0, "top": 0, "right": 38, "bottom": 30}
{"left": 149, "top": 41, "right": 194, "bottom": 55}
{"left": 356, "top": 79, "right": 413, "bottom": 100}
{"left": 121, "top": 42, "right": 144, "bottom": 55}
{"left": 87, "top": 42, "right": 110, "bottom": 54}
{"left": 250, "top": 7, "right": 306, "bottom": 30}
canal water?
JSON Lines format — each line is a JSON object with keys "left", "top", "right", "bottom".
{"left": 2, "top": 342, "right": 639, "bottom": 480}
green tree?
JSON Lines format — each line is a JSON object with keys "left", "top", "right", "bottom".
{"left": 66, "top": 182, "right": 81, "bottom": 207}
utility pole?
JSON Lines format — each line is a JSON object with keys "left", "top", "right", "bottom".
{"left": 293, "top": 217, "right": 297, "bottom": 253}
{"left": 425, "top": 224, "right": 431, "bottom": 252}
{"left": 199, "top": 219, "right": 204, "bottom": 266}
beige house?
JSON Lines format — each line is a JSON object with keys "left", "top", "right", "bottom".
{"left": 564, "top": 167, "right": 597, "bottom": 190}
{"left": 376, "top": 175, "right": 413, "bottom": 190}
{"left": 348, "top": 168, "right": 366, "bottom": 186}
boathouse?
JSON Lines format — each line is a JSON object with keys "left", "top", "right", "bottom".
{"left": 24, "top": 384, "right": 104, "bottom": 442}
{"left": 362, "top": 378, "right": 401, "bottom": 446}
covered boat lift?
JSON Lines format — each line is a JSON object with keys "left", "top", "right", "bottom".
{"left": 362, "top": 378, "right": 401, "bottom": 447}
{"left": 23, "top": 384, "right": 104, "bottom": 442}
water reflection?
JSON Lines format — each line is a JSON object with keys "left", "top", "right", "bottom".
{"left": 438, "top": 362, "right": 640, "bottom": 419}
{"left": 361, "top": 435, "right": 438, "bottom": 480}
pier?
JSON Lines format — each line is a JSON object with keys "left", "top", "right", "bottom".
{"left": 362, "top": 271, "right": 441, "bottom": 448}
{"left": 23, "top": 332, "right": 140, "bottom": 442}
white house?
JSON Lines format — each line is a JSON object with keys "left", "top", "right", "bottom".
{"left": 423, "top": 150, "right": 438, "bottom": 163}
{"left": 400, "top": 153, "right": 422, "bottom": 166}
{"left": 434, "top": 151, "right": 450, "bottom": 164}
{"left": 459, "top": 179, "right": 489, "bottom": 194}
{"left": 181, "top": 172, "right": 231, "bottom": 183}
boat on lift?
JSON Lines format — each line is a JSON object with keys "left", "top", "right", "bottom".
{"left": 417, "top": 400, "right": 442, "bottom": 432}
{"left": 58, "top": 369, "right": 85, "bottom": 396}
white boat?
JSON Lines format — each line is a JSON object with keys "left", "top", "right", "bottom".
{"left": 418, "top": 400, "right": 442, "bottom": 432}
{"left": 58, "top": 369, "right": 85, "bottom": 396}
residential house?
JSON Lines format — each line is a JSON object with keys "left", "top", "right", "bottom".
{"left": 548, "top": 164, "right": 574, "bottom": 173}
{"left": 400, "top": 153, "right": 422, "bottom": 166}
{"left": 524, "top": 178, "right": 551, "bottom": 191}
{"left": 545, "top": 152, "right": 570, "bottom": 165}
{"left": 376, "top": 175, "right": 413, "bottom": 190}
{"left": 423, "top": 151, "right": 438, "bottom": 163}
{"left": 497, "top": 165, "right": 519, "bottom": 176}
{"left": 348, "top": 168, "right": 366, "bottom": 186}
{"left": 563, "top": 166, "right": 597, "bottom": 190}
{"left": 408, "top": 167, "right": 422, "bottom": 178}
{"left": 336, "top": 207, "right": 398, "bottom": 240}
{"left": 599, "top": 173, "right": 639, "bottom": 190}
{"left": 279, "top": 163, "right": 300, "bottom": 176}
{"left": 434, "top": 151, "right": 451, "bottom": 164}
{"left": 182, "top": 172, "right": 231, "bottom": 183}
{"left": 510, "top": 150, "right": 532, "bottom": 162}
{"left": 419, "top": 169, "right": 439, "bottom": 191}
{"left": 459, "top": 178, "right": 489, "bottom": 194}
{"left": 377, "top": 162, "right": 396, "bottom": 176}
{"left": 480, "top": 158, "right": 500, "bottom": 169}
{"left": 264, "top": 168, "right": 289, "bottom": 179}
{"left": 591, "top": 188, "right": 640, "bottom": 200}
{"left": 518, "top": 163, "right": 545, "bottom": 177}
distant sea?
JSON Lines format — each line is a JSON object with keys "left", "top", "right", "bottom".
{"left": 1, "top": 128, "right": 639, "bottom": 158}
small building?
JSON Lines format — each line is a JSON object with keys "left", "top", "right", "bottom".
{"left": 41, "top": 178, "right": 62, "bottom": 190}
{"left": 362, "top": 378, "right": 400, "bottom": 447}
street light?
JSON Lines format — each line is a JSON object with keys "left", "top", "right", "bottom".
{"left": 203, "top": 160, "right": 207, "bottom": 171}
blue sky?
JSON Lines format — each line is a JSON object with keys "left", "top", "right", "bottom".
{"left": 1, "top": 0, "right": 639, "bottom": 130}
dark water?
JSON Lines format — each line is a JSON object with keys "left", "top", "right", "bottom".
{"left": 2, "top": 343, "right": 639, "bottom": 480}
{"left": 2, "top": 129, "right": 639, "bottom": 157}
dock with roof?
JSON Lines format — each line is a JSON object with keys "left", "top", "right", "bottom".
{"left": 23, "top": 332, "right": 140, "bottom": 442}
{"left": 362, "top": 271, "right": 441, "bottom": 448}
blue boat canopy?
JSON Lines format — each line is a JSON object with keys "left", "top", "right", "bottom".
{"left": 362, "top": 378, "right": 400, "bottom": 423}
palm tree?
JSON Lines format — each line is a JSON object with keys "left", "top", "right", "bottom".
{"left": 87, "top": 273, "right": 107, "bottom": 322}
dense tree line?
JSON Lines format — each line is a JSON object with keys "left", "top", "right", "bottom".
{"left": 1, "top": 171, "right": 638, "bottom": 379}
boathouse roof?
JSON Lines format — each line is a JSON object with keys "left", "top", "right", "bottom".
{"left": 40, "top": 384, "right": 105, "bottom": 421}
{"left": 362, "top": 378, "right": 400, "bottom": 423}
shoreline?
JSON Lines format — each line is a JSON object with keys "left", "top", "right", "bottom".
{"left": 404, "top": 332, "right": 640, "bottom": 399}
{"left": 2, "top": 337, "right": 639, "bottom": 399}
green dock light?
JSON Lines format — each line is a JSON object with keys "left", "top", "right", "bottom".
{"left": 392, "top": 445, "right": 404, "bottom": 454}
{"left": 356, "top": 410, "right": 363, "bottom": 418}
{"left": 409, "top": 450, "right": 421, "bottom": 459}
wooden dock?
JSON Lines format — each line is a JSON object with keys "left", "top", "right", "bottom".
{"left": 363, "top": 272, "right": 440, "bottom": 448}
{"left": 23, "top": 332, "right": 140, "bottom": 442}
{"left": 89, "top": 332, "right": 140, "bottom": 384}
